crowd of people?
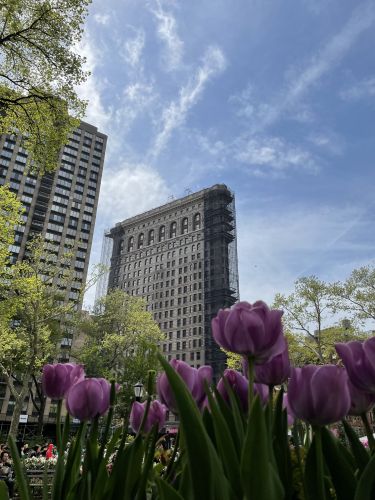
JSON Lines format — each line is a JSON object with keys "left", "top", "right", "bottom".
{"left": 0, "top": 441, "right": 56, "bottom": 498}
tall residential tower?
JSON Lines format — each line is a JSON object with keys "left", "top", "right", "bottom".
{"left": 0, "top": 121, "right": 107, "bottom": 427}
{"left": 107, "top": 184, "right": 239, "bottom": 378}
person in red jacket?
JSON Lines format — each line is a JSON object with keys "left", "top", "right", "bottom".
{"left": 45, "top": 443, "right": 54, "bottom": 459}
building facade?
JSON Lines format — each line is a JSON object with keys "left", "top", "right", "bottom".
{"left": 0, "top": 121, "right": 107, "bottom": 430}
{"left": 107, "top": 184, "right": 239, "bottom": 379}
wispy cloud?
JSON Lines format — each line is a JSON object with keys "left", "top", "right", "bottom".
{"left": 120, "top": 27, "right": 146, "bottom": 68}
{"left": 235, "top": 136, "right": 319, "bottom": 176}
{"left": 237, "top": 204, "right": 366, "bottom": 303}
{"left": 308, "top": 130, "right": 344, "bottom": 155}
{"left": 93, "top": 13, "right": 111, "bottom": 26}
{"left": 231, "top": 2, "right": 375, "bottom": 132}
{"left": 97, "top": 163, "right": 170, "bottom": 225}
{"left": 149, "top": 0, "right": 184, "bottom": 71}
{"left": 151, "top": 46, "right": 227, "bottom": 157}
{"left": 340, "top": 75, "right": 375, "bottom": 101}
{"left": 76, "top": 33, "right": 112, "bottom": 133}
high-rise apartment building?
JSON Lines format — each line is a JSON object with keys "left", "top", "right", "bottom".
{"left": 107, "top": 184, "right": 239, "bottom": 379}
{"left": 0, "top": 121, "right": 107, "bottom": 429}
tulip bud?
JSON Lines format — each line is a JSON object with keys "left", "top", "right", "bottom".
{"left": 347, "top": 378, "right": 375, "bottom": 416}
{"left": 288, "top": 365, "right": 351, "bottom": 426}
{"left": 42, "top": 363, "right": 85, "bottom": 400}
{"left": 212, "top": 301, "right": 285, "bottom": 362}
{"left": 336, "top": 338, "right": 375, "bottom": 393}
{"left": 66, "top": 378, "right": 112, "bottom": 421}
{"left": 217, "top": 369, "right": 268, "bottom": 412}
{"left": 130, "top": 400, "right": 167, "bottom": 434}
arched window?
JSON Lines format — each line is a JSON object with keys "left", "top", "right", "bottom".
{"left": 170, "top": 221, "right": 177, "bottom": 238}
{"left": 181, "top": 217, "right": 188, "bottom": 235}
{"left": 193, "top": 213, "right": 201, "bottom": 230}
{"left": 138, "top": 233, "right": 144, "bottom": 249}
{"left": 159, "top": 225, "right": 165, "bottom": 242}
{"left": 148, "top": 229, "right": 154, "bottom": 245}
{"left": 128, "top": 236, "right": 134, "bottom": 252}
{"left": 119, "top": 239, "right": 124, "bottom": 253}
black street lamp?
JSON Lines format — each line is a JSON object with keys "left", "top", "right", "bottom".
{"left": 134, "top": 381, "right": 144, "bottom": 402}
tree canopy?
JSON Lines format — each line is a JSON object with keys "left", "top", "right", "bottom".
{"left": 0, "top": 0, "right": 91, "bottom": 173}
{"left": 75, "top": 290, "right": 165, "bottom": 413}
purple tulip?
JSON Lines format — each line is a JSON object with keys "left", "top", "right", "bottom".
{"left": 192, "top": 365, "right": 213, "bottom": 410}
{"left": 242, "top": 340, "right": 290, "bottom": 386}
{"left": 347, "top": 378, "right": 375, "bottom": 416}
{"left": 288, "top": 365, "right": 351, "bottom": 426}
{"left": 130, "top": 400, "right": 167, "bottom": 433}
{"left": 42, "top": 363, "right": 85, "bottom": 399}
{"left": 217, "top": 369, "right": 269, "bottom": 411}
{"left": 283, "top": 394, "right": 295, "bottom": 426}
{"left": 157, "top": 359, "right": 211, "bottom": 413}
{"left": 66, "top": 378, "right": 111, "bottom": 421}
{"left": 212, "top": 301, "right": 285, "bottom": 362}
{"left": 336, "top": 338, "right": 375, "bottom": 392}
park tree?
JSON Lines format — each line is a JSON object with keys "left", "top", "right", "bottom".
{"left": 0, "top": 236, "right": 81, "bottom": 438}
{"left": 75, "top": 290, "right": 165, "bottom": 414}
{"left": 0, "top": 185, "right": 24, "bottom": 267}
{"left": 330, "top": 266, "right": 375, "bottom": 324}
{"left": 0, "top": 0, "right": 90, "bottom": 173}
{"left": 274, "top": 276, "right": 367, "bottom": 366}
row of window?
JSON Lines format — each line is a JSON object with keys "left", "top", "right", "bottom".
{"left": 123, "top": 214, "right": 202, "bottom": 252}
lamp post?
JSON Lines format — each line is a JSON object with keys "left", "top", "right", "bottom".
{"left": 134, "top": 381, "right": 144, "bottom": 402}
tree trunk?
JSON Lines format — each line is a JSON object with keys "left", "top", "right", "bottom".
{"left": 8, "top": 382, "right": 29, "bottom": 440}
{"left": 36, "top": 395, "right": 47, "bottom": 435}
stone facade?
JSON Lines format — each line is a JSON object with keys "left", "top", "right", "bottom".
{"left": 108, "top": 184, "right": 239, "bottom": 379}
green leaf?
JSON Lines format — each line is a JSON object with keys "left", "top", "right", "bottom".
{"left": 320, "top": 426, "right": 356, "bottom": 500}
{"left": 7, "top": 435, "right": 31, "bottom": 500}
{"left": 241, "top": 396, "right": 284, "bottom": 500}
{"left": 272, "top": 390, "right": 293, "bottom": 499}
{"left": 0, "top": 480, "right": 9, "bottom": 500}
{"left": 342, "top": 419, "right": 369, "bottom": 475}
{"left": 207, "top": 387, "right": 242, "bottom": 498}
{"left": 304, "top": 432, "right": 330, "bottom": 500}
{"left": 156, "top": 477, "right": 184, "bottom": 500}
{"left": 159, "top": 354, "right": 231, "bottom": 500}
{"left": 354, "top": 451, "right": 375, "bottom": 500}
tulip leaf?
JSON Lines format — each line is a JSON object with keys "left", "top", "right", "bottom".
{"left": 241, "top": 396, "right": 284, "bottom": 500}
{"left": 273, "top": 390, "right": 293, "bottom": 499}
{"left": 354, "top": 451, "right": 375, "bottom": 500}
{"left": 320, "top": 426, "right": 356, "bottom": 500}
{"left": 110, "top": 435, "right": 144, "bottom": 500}
{"left": 342, "top": 419, "right": 369, "bottom": 474}
{"left": 304, "top": 432, "right": 331, "bottom": 500}
{"left": 159, "top": 354, "right": 231, "bottom": 500}
{"left": 207, "top": 387, "right": 242, "bottom": 498}
{"left": 156, "top": 477, "right": 184, "bottom": 500}
{"left": 7, "top": 435, "right": 31, "bottom": 500}
{"left": 0, "top": 481, "right": 9, "bottom": 500}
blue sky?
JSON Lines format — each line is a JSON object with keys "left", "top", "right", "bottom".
{"left": 79, "top": 0, "right": 375, "bottom": 308}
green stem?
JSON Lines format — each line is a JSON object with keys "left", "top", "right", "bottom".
{"left": 56, "top": 400, "right": 62, "bottom": 454}
{"left": 247, "top": 355, "right": 255, "bottom": 412}
{"left": 164, "top": 431, "right": 180, "bottom": 481}
{"left": 313, "top": 426, "right": 326, "bottom": 500}
{"left": 361, "top": 412, "right": 375, "bottom": 451}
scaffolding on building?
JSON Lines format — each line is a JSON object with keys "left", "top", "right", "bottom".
{"left": 94, "top": 229, "right": 113, "bottom": 307}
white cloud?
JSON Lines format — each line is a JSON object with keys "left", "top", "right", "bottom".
{"left": 114, "top": 81, "right": 157, "bottom": 134}
{"left": 120, "top": 28, "right": 146, "bottom": 68}
{"left": 237, "top": 204, "right": 365, "bottom": 303}
{"left": 93, "top": 13, "right": 111, "bottom": 25}
{"left": 151, "top": 46, "right": 227, "bottom": 157}
{"left": 149, "top": 0, "right": 184, "bottom": 70}
{"left": 340, "top": 76, "right": 375, "bottom": 101}
{"left": 234, "top": 136, "right": 318, "bottom": 175}
{"left": 76, "top": 33, "right": 112, "bottom": 133}
{"left": 97, "top": 163, "right": 170, "bottom": 226}
{"left": 308, "top": 131, "right": 344, "bottom": 155}
{"left": 230, "top": 2, "right": 375, "bottom": 132}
